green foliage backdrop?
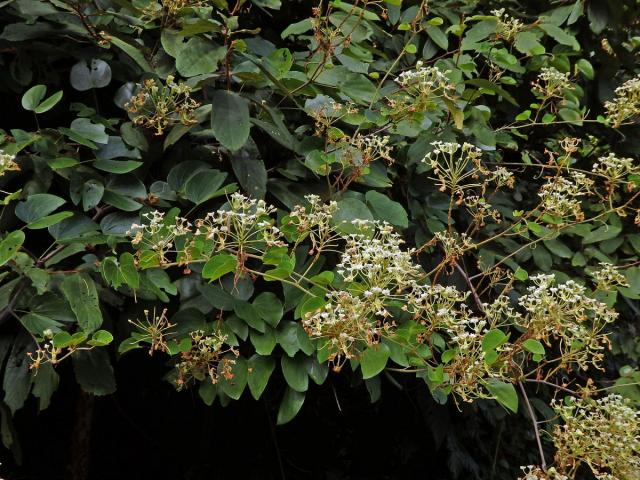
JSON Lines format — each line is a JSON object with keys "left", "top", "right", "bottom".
{"left": 0, "top": 0, "right": 639, "bottom": 478}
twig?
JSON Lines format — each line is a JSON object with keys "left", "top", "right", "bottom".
{"left": 518, "top": 381, "right": 547, "bottom": 471}
{"left": 523, "top": 378, "right": 578, "bottom": 396}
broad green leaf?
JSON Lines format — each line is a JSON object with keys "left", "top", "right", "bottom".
{"left": 34, "top": 90, "right": 63, "bottom": 114}
{"left": 522, "top": 339, "right": 545, "bottom": 355}
{"left": 184, "top": 169, "right": 227, "bottom": 204}
{"left": 15, "top": 193, "right": 65, "bottom": 223}
{"left": 72, "top": 349, "right": 116, "bottom": 396}
{"left": 219, "top": 355, "right": 247, "bottom": 400}
{"left": 276, "top": 387, "right": 305, "bottom": 425}
{"left": 360, "top": 343, "right": 390, "bottom": 379}
{"left": 0, "top": 231, "right": 25, "bottom": 266}
{"left": 59, "top": 274, "right": 103, "bottom": 333}
{"left": 176, "top": 38, "right": 226, "bottom": 77}
{"left": 21, "top": 84, "right": 46, "bottom": 111}
{"left": 365, "top": 191, "right": 408, "bottom": 228}
{"left": 252, "top": 292, "right": 283, "bottom": 327}
{"left": 88, "top": 330, "right": 114, "bottom": 347}
{"left": 331, "top": 198, "right": 374, "bottom": 234}
{"left": 211, "top": 90, "right": 251, "bottom": 151}
{"left": 281, "top": 355, "right": 308, "bottom": 392}
{"left": 247, "top": 354, "right": 275, "bottom": 400}
{"left": 481, "top": 329, "right": 508, "bottom": 352}
{"left": 202, "top": 254, "right": 238, "bottom": 281}
{"left": 250, "top": 327, "right": 276, "bottom": 354}
{"left": 485, "top": 378, "right": 518, "bottom": 413}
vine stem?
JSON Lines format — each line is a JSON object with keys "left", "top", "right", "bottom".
{"left": 518, "top": 381, "right": 547, "bottom": 472}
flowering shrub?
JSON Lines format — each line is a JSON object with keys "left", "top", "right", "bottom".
{"left": 0, "top": 0, "right": 639, "bottom": 477}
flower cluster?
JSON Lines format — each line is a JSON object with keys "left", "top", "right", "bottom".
{"left": 285, "top": 194, "right": 339, "bottom": 253}
{"left": 552, "top": 394, "right": 640, "bottom": 479}
{"left": 175, "top": 330, "right": 238, "bottom": 390}
{"left": 392, "top": 62, "right": 456, "bottom": 113}
{"left": 592, "top": 153, "right": 639, "bottom": 184}
{"left": 532, "top": 67, "right": 574, "bottom": 99}
{"left": 518, "top": 274, "right": 617, "bottom": 371}
{"left": 128, "top": 308, "right": 174, "bottom": 355}
{"left": 303, "top": 291, "right": 390, "bottom": 370}
{"left": 125, "top": 76, "right": 200, "bottom": 135}
{"left": 424, "top": 141, "right": 484, "bottom": 197}
{"left": 604, "top": 75, "right": 640, "bottom": 127}
{"left": 537, "top": 173, "right": 593, "bottom": 222}
{"left": 194, "top": 193, "right": 282, "bottom": 255}
{"left": 491, "top": 8, "right": 525, "bottom": 42}
{"left": 591, "top": 263, "right": 629, "bottom": 291}
{"left": 347, "top": 133, "right": 393, "bottom": 165}
{"left": 0, "top": 150, "right": 19, "bottom": 177}
{"left": 518, "top": 466, "right": 568, "bottom": 480}
{"left": 430, "top": 230, "right": 476, "bottom": 264}
{"left": 127, "top": 210, "right": 192, "bottom": 263}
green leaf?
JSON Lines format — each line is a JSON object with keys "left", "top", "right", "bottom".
{"left": 119, "top": 252, "right": 140, "bottom": 289}
{"left": 211, "top": 90, "right": 251, "bottom": 151}
{"left": 247, "top": 354, "right": 275, "bottom": 400}
{"left": 88, "top": 330, "right": 114, "bottom": 347}
{"left": 21, "top": 84, "right": 46, "bottom": 111}
{"left": 539, "top": 23, "right": 579, "bottom": 50}
{"left": 281, "top": 355, "right": 308, "bottom": 392}
{"left": 481, "top": 329, "right": 508, "bottom": 352}
{"left": 230, "top": 145, "right": 267, "bottom": 199}
{"left": 360, "top": 343, "right": 390, "bottom": 379}
{"left": 27, "top": 211, "right": 73, "bottom": 229}
{"left": 485, "top": 378, "right": 518, "bottom": 413}
{"left": 331, "top": 198, "right": 374, "bottom": 234}
{"left": 514, "top": 31, "right": 545, "bottom": 55}
{"left": 93, "top": 159, "right": 143, "bottom": 174}
{"left": 184, "top": 169, "right": 228, "bottom": 204}
{"left": 576, "top": 59, "right": 594, "bottom": 79}
{"left": 15, "top": 193, "right": 65, "bottom": 223}
{"left": 176, "top": 38, "right": 226, "bottom": 77}
{"left": 202, "top": 254, "right": 238, "bottom": 281}
{"left": 252, "top": 292, "right": 283, "bottom": 327}
{"left": 281, "top": 18, "right": 314, "bottom": 38}
{"left": 276, "top": 387, "right": 305, "bottom": 425}
{"left": 522, "top": 339, "right": 545, "bottom": 355}
{"left": 250, "top": 323, "right": 275, "bottom": 352}
{"left": 72, "top": 349, "right": 116, "bottom": 396}
{"left": 34, "top": 90, "right": 63, "bottom": 114}
{"left": 219, "top": 355, "right": 248, "bottom": 400}
{"left": 59, "top": 274, "right": 103, "bottom": 333}
{"left": 426, "top": 25, "right": 448, "bottom": 49}
{"left": 0, "top": 231, "right": 25, "bottom": 266}
{"left": 365, "top": 191, "right": 408, "bottom": 228}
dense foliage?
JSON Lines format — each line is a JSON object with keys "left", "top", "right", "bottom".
{"left": 0, "top": 0, "right": 639, "bottom": 478}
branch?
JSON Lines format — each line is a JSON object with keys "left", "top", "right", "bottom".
{"left": 518, "top": 381, "right": 547, "bottom": 472}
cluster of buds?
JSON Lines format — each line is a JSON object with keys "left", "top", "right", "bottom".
{"left": 391, "top": 62, "right": 456, "bottom": 114}
{"left": 518, "top": 274, "right": 617, "bottom": 371}
{"left": 604, "top": 75, "right": 640, "bottom": 127}
{"left": 125, "top": 76, "right": 200, "bottom": 135}
{"left": 345, "top": 133, "right": 394, "bottom": 165}
{"left": 285, "top": 194, "right": 339, "bottom": 254}
{"left": 552, "top": 394, "right": 640, "bottom": 479}
{"left": 537, "top": 173, "right": 594, "bottom": 222}
{"left": 430, "top": 230, "right": 476, "bottom": 264}
{"left": 491, "top": 8, "right": 525, "bottom": 42}
{"left": 127, "top": 210, "right": 192, "bottom": 263}
{"left": 175, "top": 330, "right": 238, "bottom": 390}
{"left": 424, "top": 141, "right": 484, "bottom": 198}
{"left": 592, "top": 153, "right": 639, "bottom": 185}
{"left": 532, "top": 67, "right": 574, "bottom": 100}
{"left": 194, "top": 193, "right": 282, "bottom": 255}
{"left": 591, "top": 263, "right": 629, "bottom": 291}
{"left": 0, "top": 150, "right": 19, "bottom": 177}
{"left": 128, "top": 308, "right": 175, "bottom": 355}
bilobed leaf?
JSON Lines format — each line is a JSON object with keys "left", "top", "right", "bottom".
{"left": 277, "top": 387, "right": 305, "bottom": 425}
{"left": 15, "top": 193, "right": 65, "bottom": 223}
{"left": 485, "top": 378, "right": 518, "bottom": 413}
{"left": 211, "top": 90, "right": 251, "bottom": 151}
{"left": 0, "top": 231, "right": 25, "bottom": 266}
{"left": 34, "top": 90, "right": 63, "bottom": 114}
{"left": 21, "top": 84, "right": 46, "bottom": 111}
{"left": 202, "top": 254, "right": 238, "bottom": 281}
{"left": 59, "top": 274, "right": 103, "bottom": 333}
{"left": 247, "top": 354, "right": 275, "bottom": 400}
{"left": 360, "top": 343, "right": 390, "bottom": 379}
